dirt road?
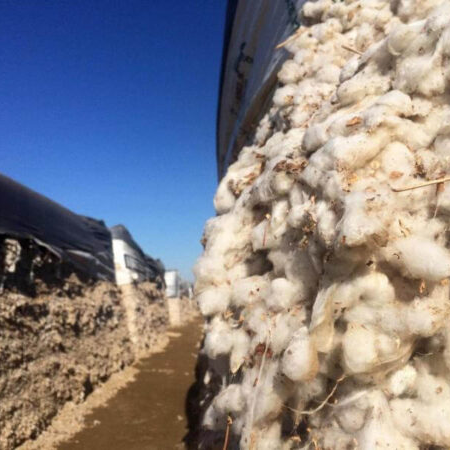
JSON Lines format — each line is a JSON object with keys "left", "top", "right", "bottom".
{"left": 58, "top": 318, "right": 203, "bottom": 450}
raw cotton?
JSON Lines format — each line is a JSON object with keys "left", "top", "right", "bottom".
{"left": 193, "top": 0, "right": 450, "bottom": 448}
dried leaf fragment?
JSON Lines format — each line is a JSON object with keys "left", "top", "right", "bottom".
{"left": 346, "top": 116, "right": 362, "bottom": 127}
{"left": 390, "top": 171, "right": 404, "bottom": 179}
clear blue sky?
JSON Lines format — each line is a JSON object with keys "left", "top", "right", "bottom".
{"left": 0, "top": 0, "right": 226, "bottom": 281}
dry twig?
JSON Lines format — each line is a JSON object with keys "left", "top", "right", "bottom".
{"left": 284, "top": 375, "right": 346, "bottom": 416}
{"left": 341, "top": 44, "right": 363, "bottom": 56}
{"left": 276, "top": 28, "right": 305, "bottom": 49}
{"left": 222, "top": 415, "right": 233, "bottom": 450}
{"left": 391, "top": 176, "right": 450, "bottom": 192}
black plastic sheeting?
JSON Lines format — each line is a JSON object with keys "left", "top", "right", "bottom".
{"left": 0, "top": 173, "right": 115, "bottom": 281}
{"left": 110, "top": 224, "right": 165, "bottom": 282}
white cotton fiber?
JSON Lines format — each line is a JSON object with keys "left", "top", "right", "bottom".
{"left": 197, "top": 285, "right": 231, "bottom": 316}
{"left": 281, "top": 327, "right": 318, "bottom": 381}
{"left": 230, "top": 328, "right": 251, "bottom": 373}
{"left": 337, "top": 191, "right": 384, "bottom": 246}
{"left": 273, "top": 84, "right": 296, "bottom": 107}
{"left": 270, "top": 311, "right": 305, "bottom": 355}
{"left": 391, "top": 236, "right": 450, "bottom": 281}
{"left": 386, "top": 364, "right": 417, "bottom": 396}
{"left": 278, "top": 60, "right": 303, "bottom": 84}
{"left": 264, "top": 278, "right": 299, "bottom": 311}
{"left": 231, "top": 275, "right": 269, "bottom": 307}
{"left": 203, "top": 317, "right": 233, "bottom": 359}
{"left": 214, "top": 384, "right": 245, "bottom": 416}
{"left": 342, "top": 324, "right": 379, "bottom": 374}
{"left": 195, "top": 1, "right": 450, "bottom": 448}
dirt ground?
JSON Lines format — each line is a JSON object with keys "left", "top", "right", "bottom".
{"left": 53, "top": 318, "right": 204, "bottom": 450}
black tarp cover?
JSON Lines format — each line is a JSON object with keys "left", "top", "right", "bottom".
{"left": 0, "top": 173, "right": 115, "bottom": 281}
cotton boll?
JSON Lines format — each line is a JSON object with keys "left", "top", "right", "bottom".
{"left": 386, "top": 364, "right": 417, "bottom": 396}
{"left": 287, "top": 202, "right": 312, "bottom": 229}
{"left": 251, "top": 202, "right": 288, "bottom": 251}
{"left": 204, "top": 317, "right": 234, "bottom": 359}
{"left": 214, "top": 384, "right": 245, "bottom": 417}
{"left": 336, "top": 405, "right": 368, "bottom": 434}
{"left": 264, "top": 278, "right": 299, "bottom": 311}
{"left": 273, "top": 84, "right": 296, "bottom": 107}
{"left": 214, "top": 177, "right": 236, "bottom": 214}
{"left": 342, "top": 323, "right": 379, "bottom": 374}
{"left": 193, "top": 254, "right": 227, "bottom": 288}
{"left": 278, "top": 60, "right": 303, "bottom": 85}
{"left": 340, "top": 56, "right": 360, "bottom": 83}
{"left": 387, "top": 21, "right": 422, "bottom": 56}
{"left": 290, "top": 106, "right": 310, "bottom": 127}
{"left": 302, "top": 0, "right": 327, "bottom": 20}
{"left": 241, "top": 422, "right": 287, "bottom": 450}
{"left": 436, "top": 183, "right": 450, "bottom": 214}
{"left": 396, "top": 55, "right": 446, "bottom": 97}
{"left": 254, "top": 423, "right": 285, "bottom": 450}
{"left": 343, "top": 323, "right": 411, "bottom": 375}
{"left": 390, "top": 367, "right": 450, "bottom": 446}
{"left": 334, "top": 130, "right": 389, "bottom": 169}
{"left": 231, "top": 275, "right": 270, "bottom": 308}
{"left": 202, "top": 404, "right": 223, "bottom": 431}
{"left": 289, "top": 182, "right": 309, "bottom": 207}
{"left": 230, "top": 329, "right": 251, "bottom": 373}
{"left": 380, "top": 141, "right": 415, "bottom": 179}
{"left": 377, "top": 90, "right": 413, "bottom": 115}
{"left": 270, "top": 199, "right": 289, "bottom": 234}
{"left": 336, "top": 191, "right": 384, "bottom": 247}
{"left": 406, "top": 290, "right": 450, "bottom": 337}
{"left": 272, "top": 128, "right": 304, "bottom": 158}
{"left": 313, "top": 19, "right": 342, "bottom": 44}
{"left": 262, "top": 132, "right": 287, "bottom": 159}
{"left": 270, "top": 170, "right": 295, "bottom": 196}
{"left": 203, "top": 212, "right": 253, "bottom": 256}
{"left": 239, "top": 362, "right": 284, "bottom": 445}
{"left": 315, "top": 63, "right": 341, "bottom": 84}
{"left": 389, "top": 236, "right": 450, "bottom": 281}
{"left": 350, "top": 271, "right": 396, "bottom": 305}
{"left": 252, "top": 361, "right": 285, "bottom": 425}
{"left": 411, "top": 95, "right": 433, "bottom": 117}
{"left": 300, "top": 154, "right": 333, "bottom": 193}
{"left": 197, "top": 285, "right": 231, "bottom": 317}
{"left": 227, "top": 260, "right": 253, "bottom": 283}
{"left": 337, "top": 71, "right": 391, "bottom": 106}
{"left": 356, "top": 391, "right": 419, "bottom": 449}
{"left": 295, "top": 373, "right": 327, "bottom": 407}
{"left": 341, "top": 274, "right": 404, "bottom": 334}
{"left": 356, "top": 22, "right": 375, "bottom": 51}
{"left": 433, "top": 132, "right": 450, "bottom": 163}
{"left": 204, "top": 385, "right": 245, "bottom": 431}
{"left": 270, "top": 311, "right": 305, "bottom": 355}
{"left": 251, "top": 172, "right": 277, "bottom": 205}
{"left": 281, "top": 327, "right": 319, "bottom": 382}
{"left": 254, "top": 113, "right": 273, "bottom": 146}
{"left": 376, "top": 332, "right": 403, "bottom": 360}
{"left": 316, "top": 200, "right": 337, "bottom": 246}
{"left": 302, "top": 126, "right": 328, "bottom": 158}
{"left": 246, "top": 303, "right": 270, "bottom": 339}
